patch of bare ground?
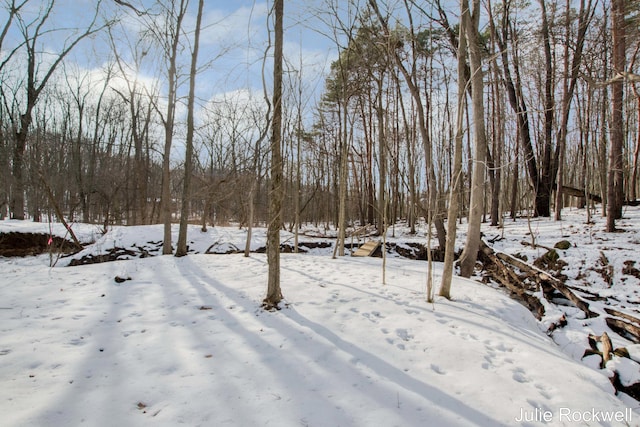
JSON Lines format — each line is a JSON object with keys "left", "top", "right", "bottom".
{"left": 0, "top": 232, "right": 77, "bottom": 257}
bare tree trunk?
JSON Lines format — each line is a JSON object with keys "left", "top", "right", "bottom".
{"left": 264, "top": 0, "right": 284, "bottom": 310}
{"left": 176, "top": 0, "right": 203, "bottom": 257}
{"left": 608, "top": 0, "right": 625, "bottom": 231}
{"left": 336, "top": 102, "right": 349, "bottom": 257}
{"left": 376, "top": 78, "right": 386, "bottom": 233}
{"left": 631, "top": 95, "right": 640, "bottom": 202}
{"left": 510, "top": 137, "right": 519, "bottom": 220}
{"left": 488, "top": 52, "right": 503, "bottom": 227}
{"left": 459, "top": 0, "right": 487, "bottom": 278}
{"left": 158, "top": 0, "right": 187, "bottom": 254}
{"left": 538, "top": 0, "right": 555, "bottom": 220}
{"left": 440, "top": 1, "right": 468, "bottom": 299}
{"left": 292, "top": 65, "right": 303, "bottom": 251}
{"left": 244, "top": 183, "right": 256, "bottom": 257}
{"left": 554, "top": 0, "right": 593, "bottom": 220}
{"left": 245, "top": 39, "right": 272, "bottom": 257}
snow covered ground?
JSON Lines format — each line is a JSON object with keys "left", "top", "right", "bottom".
{"left": 1, "top": 207, "right": 639, "bottom": 426}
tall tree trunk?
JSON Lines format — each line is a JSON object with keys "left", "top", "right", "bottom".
{"left": 489, "top": 1, "right": 545, "bottom": 216}
{"left": 459, "top": 0, "right": 487, "bottom": 278}
{"left": 376, "top": 78, "right": 386, "bottom": 232}
{"left": 608, "top": 0, "right": 625, "bottom": 231}
{"left": 161, "top": 0, "right": 187, "bottom": 254}
{"left": 555, "top": 0, "right": 593, "bottom": 220}
{"left": 176, "top": 0, "right": 203, "bottom": 257}
{"left": 11, "top": 121, "right": 29, "bottom": 220}
{"left": 264, "top": 0, "right": 284, "bottom": 309}
{"left": 538, "top": 0, "right": 555, "bottom": 219}
{"left": 631, "top": 95, "right": 640, "bottom": 202}
{"left": 489, "top": 53, "right": 503, "bottom": 227}
{"left": 510, "top": 138, "right": 520, "bottom": 220}
{"left": 336, "top": 101, "right": 349, "bottom": 257}
{"left": 440, "top": 1, "right": 468, "bottom": 299}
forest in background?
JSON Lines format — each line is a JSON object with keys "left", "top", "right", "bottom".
{"left": 1, "top": 0, "right": 640, "bottom": 252}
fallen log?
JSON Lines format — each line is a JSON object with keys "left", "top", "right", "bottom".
{"left": 605, "top": 316, "right": 640, "bottom": 343}
{"left": 520, "top": 240, "right": 554, "bottom": 252}
{"left": 479, "top": 240, "right": 545, "bottom": 320}
{"left": 561, "top": 185, "right": 640, "bottom": 206}
{"left": 485, "top": 241, "right": 596, "bottom": 318}
{"left": 561, "top": 185, "right": 602, "bottom": 203}
{"left": 604, "top": 307, "right": 640, "bottom": 325}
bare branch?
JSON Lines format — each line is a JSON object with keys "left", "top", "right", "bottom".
{"left": 113, "top": 0, "right": 145, "bottom": 16}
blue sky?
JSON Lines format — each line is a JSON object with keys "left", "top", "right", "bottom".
{"left": 1, "top": 0, "right": 339, "bottom": 113}
{"left": 1, "top": 0, "right": 462, "bottom": 144}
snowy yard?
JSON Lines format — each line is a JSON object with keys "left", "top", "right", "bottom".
{"left": 1, "top": 209, "right": 639, "bottom": 426}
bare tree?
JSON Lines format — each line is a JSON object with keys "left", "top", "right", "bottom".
{"left": 608, "top": 0, "right": 625, "bottom": 231}
{"left": 369, "top": 0, "right": 447, "bottom": 250}
{"left": 7, "top": 0, "right": 104, "bottom": 220}
{"left": 108, "top": 22, "right": 157, "bottom": 226}
{"left": 457, "top": 0, "right": 487, "bottom": 278}
{"left": 175, "top": 0, "right": 204, "bottom": 257}
{"left": 554, "top": 0, "right": 595, "bottom": 220}
{"left": 0, "top": 1, "right": 28, "bottom": 67}
{"left": 263, "top": 0, "right": 285, "bottom": 310}
{"left": 440, "top": 0, "right": 469, "bottom": 299}
{"left": 125, "top": 0, "right": 189, "bottom": 252}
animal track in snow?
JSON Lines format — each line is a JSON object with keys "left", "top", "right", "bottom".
{"left": 395, "top": 328, "right": 413, "bottom": 341}
{"left": 362, "top": 311, "right": 384, "bottom": 323}
{"left": 512, "top": 367, "right": 530, "bottom": 383}
{"left": 430, "top": 364, "right": 446, "bottom": 375}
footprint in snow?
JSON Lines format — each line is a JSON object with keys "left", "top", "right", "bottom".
{"left": 431, "top": 364, "right": 446, "bottom": 375}
{"left": 460, "top": 331, "right": 479, "bottom": 341}
{"left": 362, "top": 312, "right": 383, "bottom": 323}
{"left": 396, "top": 328, "right": 413, "bottom": 341}
{"left": 483, "top": 353, "right": 496, "bottom": 368}
{"left": 512, "top": 367, "right": 530, "bottom": 383}
{"left": 68, "top": 338, "right": 86, "bottom": 346}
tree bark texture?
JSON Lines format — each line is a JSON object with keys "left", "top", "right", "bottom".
{"left": 176, "top": 0, "right": 204, "bottom": 257}
{"left": 608, "top": 0, "right": 625, "bottom": 231}
{"left": 264, "top": 0, "right": 284, "bottom": 309}
{"left": 459, "top": 0, "right": 488, "bottom": 278}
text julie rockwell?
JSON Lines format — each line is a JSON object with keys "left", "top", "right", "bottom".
{"left": 515, "top": 407, "right": 634, "bottom": 423}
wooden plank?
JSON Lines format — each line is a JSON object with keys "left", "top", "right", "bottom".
{"left": 352, "top": 240, "right": 381, "bottom": 257}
